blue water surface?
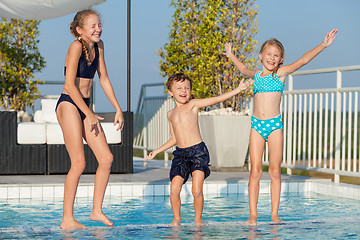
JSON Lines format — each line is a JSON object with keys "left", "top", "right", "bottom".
{"left": 0, "top": 193, "right": 359, "bottom": 239}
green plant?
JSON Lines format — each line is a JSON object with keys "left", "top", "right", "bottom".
{"left": 0, "top": 18, "right": 46, "bottom": 111}
{"left": 158, "top": 0, "right": 258, "bottom": 111}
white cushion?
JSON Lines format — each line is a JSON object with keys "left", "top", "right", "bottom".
{"left": 46, "top": 122, "right": 121, "bottom": 144}
{"left": 40, "top": 98, "right": 58, "bottom": 123}
{"left": 46, "top": 123, "right": 66, "bottom": 144}
{"left": 33, "top": 110, "right": 45, "bottom": 123}
{"left": 17, "top": 122, "right": 46, "bottom": 144}
{"left": 102, "top": 123, "right": 122, "bottom": 144}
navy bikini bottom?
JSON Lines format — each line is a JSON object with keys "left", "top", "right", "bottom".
{"left": 55, "top": 93, "right": 91, "bottom": 120}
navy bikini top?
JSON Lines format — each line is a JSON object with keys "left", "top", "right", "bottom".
{"left": 253, "top": 70, "right": 284, "bottom": 95}
{"left": 64, "top": 41, "right": 99, "bottom": 79}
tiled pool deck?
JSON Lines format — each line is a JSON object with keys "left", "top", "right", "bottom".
{"left": 0, "top": 159, "right": 359, "bottom": 200}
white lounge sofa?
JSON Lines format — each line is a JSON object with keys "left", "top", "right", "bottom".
{"left": 0, "top": 108, "right": 133, "bottom": 175}
{"left": 17, "top": 97, "right": 121, "bottom": 145}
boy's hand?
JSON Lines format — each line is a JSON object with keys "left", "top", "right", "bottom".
{"left": 237, "top": 79, "right": 254, "bottom": 91}
{"left": 146, "top": 151, "right": 157, "bottom": 160}
{"left": 323, "top": 29, "right": 337, "bottom": 47}
{"left": 224, "top": 43, "right": 233, "bottom": 58}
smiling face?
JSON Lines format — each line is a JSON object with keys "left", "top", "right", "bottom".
{"left": 167, "top": 80, "right": 192, "bottom": 105}
{"left": 259, "top": 39, "right": 285, "bottom": 74}
{"left": 259, "top": 44, "right": 283, "bottom": 72}
{"left": 76, "top": 13, "right": 102, "bottom": 43}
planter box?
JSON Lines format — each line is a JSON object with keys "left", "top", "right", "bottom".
{"left": 199, "top": 115, "right": 250, "bottom": 168}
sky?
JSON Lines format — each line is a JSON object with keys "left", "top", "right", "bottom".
{"left": 35, "top": 0, "right": 360, "bottom": 113}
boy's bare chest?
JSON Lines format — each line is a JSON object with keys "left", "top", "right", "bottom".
{"left": 171, "top": 107, "right": 197, "bottom": 124}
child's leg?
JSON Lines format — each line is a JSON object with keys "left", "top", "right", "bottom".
{"left": 267, "top": 129, "right": 284, "bottom": 223}
{"left": 83, "top": 122, "right": 114, "bottom": 227}
{"left": 57, "top": 103, "right": 87, "bottom": 229}
{"left": 191, "top": 170, "right": 205, "bottom": 226}
{"left": 246, "top": 129, "right": 266, "bottom": 225}
{"left": 170, "top": 176, "right": 184, "bottom": 226}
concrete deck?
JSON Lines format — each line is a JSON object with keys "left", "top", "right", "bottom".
{"left": 0, "top": 159, "right": 317, "bottom": 186}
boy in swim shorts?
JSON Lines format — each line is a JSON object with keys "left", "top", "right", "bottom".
{"left": 147, "top": 73, "right": 251, "bottom": 226}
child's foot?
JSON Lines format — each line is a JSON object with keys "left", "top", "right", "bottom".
{"left": 271, "top": 215, "right": 284, "bottom": 224}
{"left": 195, "top": 219, "right": 206, "bottom": 226}
{"left": 169, "top": 218, "right": 181, "bottom": 226}
{"left": 60, "top": 218, "right": 87, "bottom": 229}
{"left": 245, "top": 215, "right": 257, "bottom": 226}
{"left": 90, "top": 210, "right": 114, "bottom": 227}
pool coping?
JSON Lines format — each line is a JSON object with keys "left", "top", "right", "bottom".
{"left": 1, "top": 160, "right": 359, "bottom": 200}
{"left": 1, "top": 175, "right": 359, "bottom": 200}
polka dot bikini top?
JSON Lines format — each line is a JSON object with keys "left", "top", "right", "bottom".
{"left": 253, "top": 70, "right": 284, "bottom": 95}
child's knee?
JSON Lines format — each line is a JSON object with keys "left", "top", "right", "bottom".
{"left": 98, "top": 152, "right": 113, "bottom": 169}
{"left": 170, "top": 188, "right": 181, "bottom": 197}
{"left": 170, "top": 184, "right": 182, "bottom": 196}
{"left": 268, "top": 167, "right": 281, "bottom": 180}
{"left": 250, "top": 167, "right": 262, "bottom": 180}
{"left": 70, "top": 159, "right": 86, "bottom": 174}
{"left": 192, "top": 187, "right": 203, "bottom": 198}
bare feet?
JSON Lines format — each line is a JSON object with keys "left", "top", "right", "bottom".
{"left": 169, "top": 218, "right": 181, "bottom": 226}
{"left": 271, "top": 215, "right": 284, "bottom": 224}
{"left": 90, "top": 210, "right": 114, "bottom": 227}
{"left": 245, "top": 215, "right": 257, "bottom": 226}
{"left": 195, "top": 219, "right": 206, "bottom": 226}
{"left": 60, "top": 218, "right": 87, "bottom": 229}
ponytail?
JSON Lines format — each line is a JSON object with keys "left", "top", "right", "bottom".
{"left": 69, "top": 9, "right": 99, "bottom": 66}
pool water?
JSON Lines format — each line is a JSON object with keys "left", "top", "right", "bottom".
{"left": 0, "top": 193, "right": 359, "bottom": 239}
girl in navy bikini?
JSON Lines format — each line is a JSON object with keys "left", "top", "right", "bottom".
{"left": 225, "top": 29, "right": 337, "bottom": 225}
{"left": 56, "top": 9, "right": 124, "bottom": 229}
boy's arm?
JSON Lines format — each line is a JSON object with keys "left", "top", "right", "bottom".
{"left": 146, "top": 113, "right": 176, "bottom": 160}
{"left": 194, "top": 79, "right": 252, "bottom": 109}
{"left": 279, "top": 29, "right": 337, "bottom": 77}
{"left": 224, "top": 43, "right": 258, "bottom": 78}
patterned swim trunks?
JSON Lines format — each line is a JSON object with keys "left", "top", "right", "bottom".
{"left": 170, "top": 142, "right": 211, "bottom": 184}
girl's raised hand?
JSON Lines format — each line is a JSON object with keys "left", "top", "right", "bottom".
{"left": 323, "top": 29, "right": 338, "bottom": 47}
{"left": 224, "top": 43, "right": 233, "bottom": 58}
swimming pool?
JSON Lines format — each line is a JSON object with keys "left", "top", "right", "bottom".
{"left": 0, "top": 192, "right": 359, "bottom": 239}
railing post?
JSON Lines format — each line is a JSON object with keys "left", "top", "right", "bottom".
{"left": 92, "top": 82, "right": 96, "bottom": 111}
{"left": 286, "top": 75, "right": 294, "bottom": 175}
{"left": 164, "top": 152, "right": 169, "bottom": 168}
{"left": 334, "top": 70, "right": 342, "bottom": 183}
{"left": 143, "top": 100, "right": 148, "bottom": 167}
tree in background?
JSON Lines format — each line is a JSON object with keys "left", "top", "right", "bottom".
{"left": 0, "top": 19, "right": 46, "bottom": 112}
{"left": 158, "top": 0, "right": 258, "bottom": 111}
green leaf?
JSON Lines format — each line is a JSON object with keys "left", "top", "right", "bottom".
{"left": 0, "top": 18, "right": 45, "bottom": 111}
{"left": 157, "top": 0, "right": 258, "bottom": 111}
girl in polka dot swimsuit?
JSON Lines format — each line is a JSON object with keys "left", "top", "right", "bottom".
{"left": 225, "top": 29, "right": 338, "bottom": 226}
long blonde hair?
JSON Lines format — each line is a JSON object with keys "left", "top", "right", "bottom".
{"left": 70, "top": 9, "right": 100, "bottom": 65}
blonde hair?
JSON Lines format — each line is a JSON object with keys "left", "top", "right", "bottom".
{"left": 259, "top": 38, "right": 285, "bottom": 75}
{"left": 70, "top": 9, "right": 101, "bottom": 65}
{"left": 166, "top": 73, "right": 193, "bottom": 90}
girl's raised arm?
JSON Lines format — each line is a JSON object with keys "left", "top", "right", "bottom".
{"left": 279, "top": 29, "right": 338, "bottom": 77}
{"left": 224, "top": 43, "right": 258, "bottom": 79}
